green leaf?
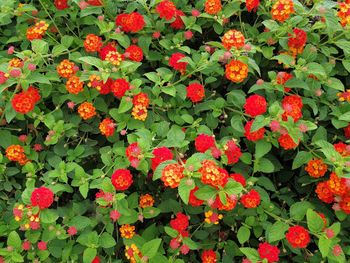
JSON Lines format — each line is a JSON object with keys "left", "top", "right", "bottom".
{"left": 69, "top": 216, "right": 91, "bottom": 230}
{"left": 237, "top": 226, "right": 250, "bottom": 244}
{"left": 339, "top": 111, "right": 350, "bottom": 122}
{"left": 118, "top": 97, "right": 133, "bottom": 113}
{"left": 163, "top": 125, "right": 186, "bottom": 148}
{"left": 292, "top": 151, "right": 313, "bottom": 169}
{"left": 178, "top": 178, "right": 195, "bottom": 204}
{"left": 335, "top": 40, "right": 350, "bottom": 56}
{"left": 267, "top": 221, "right": 289, "bottom": 242}
{"left": 257, "top": 176, "right": 276, "bottom": 192}
{"left": 79, "top": 183, "right": 89, "bottom": 198}
{"left": 195, "top": 185, "right": 218, "bottom": 201}
{"left": 255, "top": 140, "right": 272, "bottom": 159}
{"left": 239, "top": 248, "right": 260, "bottom": 261}
{"left": 182, "top": 237, "right": 199, "bottom": 249}
{"left": 306, "top": 62, "right": 326, "bottom": 79}
{"left": 141, "top": 238, "right": 162, "bottom": 259}
{"left": 40, "top": 209, "right": 59, "bottom": 223}
{"left": 318, "top": 236, "right": 331, "bottom": 258}
{"left": 307, "top": 209, "right": 325, "bottom": 233}
{"left": 79, "top": 56, "right": 104, "bottom": 69}
{"left": 224, "top": 180, "right": 243, "bottom": 196}
{"left": 83, "top": 248, "right": 97, "bottom": 263}
{"left": 290, "top": 201, "right": 314, "bottom": 221}
{"left": 99, "top": 233, "right": 116, "bottom": 248}
{"left": 31, "top": 39, "right": 49, "bottom": 54}
{"left": 164, "top": 226, "right": 178, "bottom": 238}
{"left": 8, "top": 231, "right": 21, "bottom": 250}
{"left": 255, "top": 158, "right": 274, "bottom": 173}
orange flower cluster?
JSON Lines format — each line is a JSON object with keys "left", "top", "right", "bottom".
{"left": 119, "top": 224, "right": 135, "bottom": 239}
{"left": 271, "top": 0, "right": 295, "bottom": 22}
{"left": 12, "top": 86, "right": 41, "bottom": 114}
{"left": 139, "top": 194, "right": 155, "bottom": 208}
{"left": 57, "top": 59, "right": 76, "bottom": 78}
{"left": 26, "top": 20, "right": 49, "bottom": 41}
{"left": 125, "top": 244, "right": 142, "bottom": 263}
{"left": 204, "top": 0, "right": 222, "bottom": 14}
{"left": 316, "top": 172, "right": 350, "bottom": 214}
{"left": 66, "top": 75, "right": 84, "bottom": 94}
{"left": 199, "top": 160, "right": 228, "bottom": 187}
{"left": 204, "top": 210, "right": 223, "bottom": 224}
{"left": 8, "top": 58, "right": 23, "bottom": 68}
{"left": 99, "top": 118, "right": 115, "bottom": 137}
{"left": 338, "top": 90, "right": 350, "bottom": 102}
{"left": 305, "top": 159, "right": 327, "bottom": 178}
{"left": 222, "top": 30, "right": 245, "bottom": 50}
{"left": 225, "top": 60, "right": 248, "bottom": 83}
{"left": 6, "top": 145, "right": 29, "bottom": 165}
{"left": 13, "top": 204, "right": 40, "bottom": 230}
{"left": 105, "top": 50, "right": 123, "bottom": 66}
{"left": 132, "top": 92, "right": 149, "bottom": 121}
{"left": 327, "top": 173, "right": 347, "bottom": 196}
{"left": 338, "top": 0, "right": 350, "bottom": 26}
{"left": 161, "top": 163, "right": 184, "bottom": 188}
{"left": 240, "top": 189, "right": 261, "bottom": 208}
{"left": 84, "top": 34, "right": 103, "bottom": 53}
{"left": 77, "top": 102, "right": 96, "bottom": 120}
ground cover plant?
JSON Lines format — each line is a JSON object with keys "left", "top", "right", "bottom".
{"left": 1, "top": 0, "right": 350, "bottom": 262}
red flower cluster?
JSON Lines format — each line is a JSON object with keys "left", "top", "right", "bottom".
{"left": 126, "top": 142, "right": 142, "bottom": 168}
{"left": 258, "top": 242, "right": 280, "bottom": 263}
{"left": 115, "top": 12, "right": 145, "bottom": 33}
{"left": 169, "top": 53, "right": 188, "bottom": 74}
{"left": 288, "top": 28, "right": 307, "bottom": 56}
{"left": 338, "top": 0, "right": 350, "bottom": 26}
{"left": 244, "top": 120, "right": 265, "bottom": 141}
{"left": 12, "top": 86, "right": 41, "bottom": 114}
{"left": 201, "top": 249, "right": 217, "bottom": 263}
{"left": 170, "top": 10, "right": 185, "bottom": 29}
{"left": 125, "top": 45, "right": 143, "bottom": 62}
{"left": 30, "top": 187, "right": 54, "bottom": 210}
{"left": 285, "top": 225, "right": 310, "bottom": 248}
{"left": 246, "top": 0, "right": 260, "bottom": 12}
{"left": 240, "top": 189, "right": 261, "bottom": 208}
{"left": 111, "top": 169, "right": 133, "bottom": 191}
{"left": 230, "top": 173, "right": 246, "bottom": 186}
{"left": 276, "top": 71, "right": 293, "bottom": 92}
{"left": 156, "top": 1, "right": 177, "bottom": 20}
{"left": 54, "top": 0, "right": 69, "bottom": 10}
{"left": 111, "top": 78, "right": 130, "bottom": 98}
{"left": 151, "top": 147, "right": 173, "bottom": 171}
{"left": 282, "top": 95, "right": 303, "bottom": 122}
{"left": 186, "top": 83, "right": 205, "bottom": 103}
{"left": 169, "top": 212, "right": 191, "bottom": 254}
{"left": 243, "top": 94, "right": 267, "bottom": 117}
{"left": 278, "top": 134, "right": 299, "bottom": 150}
{"left": 195, "top": 134, "right": 215, "bottom": 153}
{"left": 189, "top": 187, "right": 204, "bottom": 207}
{"left": 224, "top": 140, "right": 242, "bottom": 165}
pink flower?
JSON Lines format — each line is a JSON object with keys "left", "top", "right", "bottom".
{"left": 37, "top": 241, "right": 47, "bottom": 251}
{"left": 67, "top": 226, "right": 77, "bottom": 236}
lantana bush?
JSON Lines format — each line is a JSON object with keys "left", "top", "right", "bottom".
{"left": 1, "top": 0, "right": 350, "bottom": 262}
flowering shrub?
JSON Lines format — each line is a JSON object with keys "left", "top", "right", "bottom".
{"left": 1, "top": 0, "right": 350, "bottom": 262}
